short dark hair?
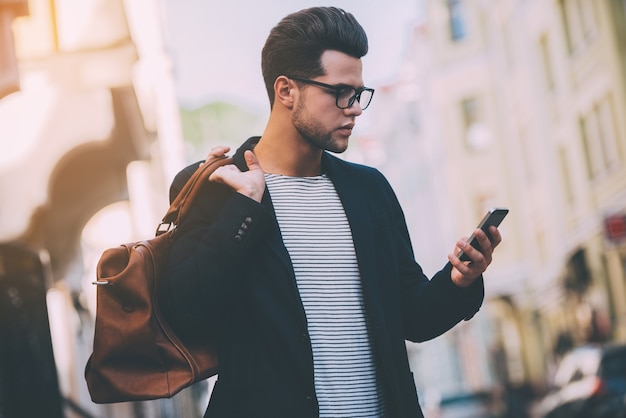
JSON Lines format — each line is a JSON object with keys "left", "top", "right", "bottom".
{"left": 261, "top": 7, "right": 368, "bottom": 108}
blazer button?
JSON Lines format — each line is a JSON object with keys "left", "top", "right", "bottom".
{"left": 301, "top": 332, "right": 309, "bottom": 343}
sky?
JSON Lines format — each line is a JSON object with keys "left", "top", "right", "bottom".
{"left": 161, "top": 0, "right": 422, "bottom": 110}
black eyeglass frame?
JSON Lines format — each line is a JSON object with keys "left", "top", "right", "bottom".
{"left": 289, "top": 76, "right": 375, "bottom": 110}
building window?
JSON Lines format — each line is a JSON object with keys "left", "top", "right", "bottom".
{"left": 559, "top": 0, "right": 597, "bottom": 55}
{"left": 596, "top": 97, "right": 621, "bottom": 169}
{"left": 447, "top": 0, "right": 467, "bottom": 42}
{"left": 502, "top": 22, "right": 515, "bottom": 68}
{"left": 579, "top": 117, "right": 595, "bottom": 179}
{"left": 579, "top": 96, "right": 622, "bottom": 180}
{"left": 558, "top": 145, "right": 574, "bottom": 204}
{"left": 461, "top": 97, "right": 491, "bottom": 151}
{"left": 535, "top": 229, "right": 549, "bottom": 265}
{"left": 519, "top": 127, "right": 536, "bottom": 184}
{"left": 539, "top": 35, "right": 555, "bottom": 91}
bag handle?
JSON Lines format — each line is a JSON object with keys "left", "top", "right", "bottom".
{"left": 157, "top": 155, "right": 234, "bottom": 235}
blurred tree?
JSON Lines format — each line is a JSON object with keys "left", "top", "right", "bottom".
{"left": 179, "top": 101, "right": 266, "bottom": 163}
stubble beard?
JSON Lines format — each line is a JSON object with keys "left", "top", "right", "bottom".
{"left": 292, "top": 99, "right": 348, "bottom": 154}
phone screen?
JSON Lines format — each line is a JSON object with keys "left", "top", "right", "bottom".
{"left": 457, "top": 207, "right": 509, "bottom": 261}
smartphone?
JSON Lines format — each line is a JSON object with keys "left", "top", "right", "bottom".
{"left": 457, "top": 207, "right": 509, "bottom": 261}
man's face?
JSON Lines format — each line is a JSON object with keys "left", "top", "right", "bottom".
{"left": 292, "top": 50, "right": 365, "bottom": 153}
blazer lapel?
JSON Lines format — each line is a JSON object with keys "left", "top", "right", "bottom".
{"left": 261, "top": 180, "right": 313, "bottom": 328}
{"left": 260, "top": 189, "right": 294, "bottom": 272}
{"left": 322, "top": 154, "right": 383, "bottom": 316}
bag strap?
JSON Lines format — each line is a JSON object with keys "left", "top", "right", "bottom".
{"left": 156, "top": 155, "right": 234, "bottom": 235}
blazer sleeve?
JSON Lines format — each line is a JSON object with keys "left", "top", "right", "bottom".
{"left": 157, "top": 164, "right": 273, "bottom": 338}
{"left": 374, "top": 171, "right": 485, "bottom": 342}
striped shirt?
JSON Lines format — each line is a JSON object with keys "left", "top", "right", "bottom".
{"left": 265, "top": 173, "right": 385, "bottom": 418}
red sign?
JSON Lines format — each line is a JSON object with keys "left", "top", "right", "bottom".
{"left": 604, "top": 214, "right": 626, "bottom": 243}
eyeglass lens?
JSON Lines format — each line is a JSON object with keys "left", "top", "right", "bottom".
{"left": 337, "top": 88, "right": 373, "bottom": 110}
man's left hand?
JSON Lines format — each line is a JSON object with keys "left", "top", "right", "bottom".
{"left": 448, "top": 226, "right": 502, "bottom": 287}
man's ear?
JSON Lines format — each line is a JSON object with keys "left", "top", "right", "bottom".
{"left": 274, "top": 76, "right": 295, "bottom": 109}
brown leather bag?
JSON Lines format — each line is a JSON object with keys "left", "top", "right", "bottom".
{"left": 85, "top": 155, "right": 232, "bottom": 403}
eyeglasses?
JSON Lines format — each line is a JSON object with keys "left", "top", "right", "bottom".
{"left": 289, "top": 77, "right": 375, "bottom": 110}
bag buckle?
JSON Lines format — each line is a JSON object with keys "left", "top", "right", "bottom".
{"left": 156, "top": 222, "right": 176, "bottom": 236}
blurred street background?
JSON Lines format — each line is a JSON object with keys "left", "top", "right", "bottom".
{"left": 1, "top": 0, "right": 626, "bottom": 417}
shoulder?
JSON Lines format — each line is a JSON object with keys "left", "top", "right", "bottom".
{"left": 324, "top": 152, "right": 391, "bottom": 187}
{"left": 323, "top": 152, "right": 382, "bottom": 175}
{"left": 169, "top": 161, "right": 203, "bottom": 204}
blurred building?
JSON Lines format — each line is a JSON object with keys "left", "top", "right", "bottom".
{"left": 0, "top": 0, "right": 199, "bottom": 416}
{"left": 366, "top": 0, "right": 626, "bottom": 402}
{"left": 2, "top": 0, "right": 625, "bottom": 415}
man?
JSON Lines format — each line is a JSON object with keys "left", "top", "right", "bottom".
{"left": 159, "top": 7, "right": 501, "bottom": 418}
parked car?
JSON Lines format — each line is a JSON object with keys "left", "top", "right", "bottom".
{"left": 535, "top": 344, "right": 626, "bottom": 418}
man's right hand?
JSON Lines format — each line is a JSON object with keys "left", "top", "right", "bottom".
{"left": 208, "top": 147, "right": 265, "bottom": 203}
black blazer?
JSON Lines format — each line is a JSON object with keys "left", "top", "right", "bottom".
{"left": 159, "top": 137, "right": 484, "bottom": 418}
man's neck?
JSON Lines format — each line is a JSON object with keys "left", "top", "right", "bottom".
{"left": 254, "top": 121, "right": 323, "bottom": 177}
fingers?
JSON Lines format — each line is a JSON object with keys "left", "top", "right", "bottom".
{"left": 449, "top": 227, "right": 503, "bottom": 284}
{"left": 449, "top": 225, "right": 503, "bottom": 287}
{"left": 208, "top": 164, "right": 239, "bottom": 183}
{"left": 452, "top": 237, "right": 488, "bottom": 268}
{"left": 200, "top": 146, "right": 231, "bottom": 166}
{"left": 474, "top": 229, "right": 493, "bottom": 260}
{"left": 449, "top": 244, "right": 487, "bottom": 287}
{"left": 208, "top": 145, "right": 230, "bottom": 158}
{"left": 207, "top": 151, "right": 265, "bottom": 203}
{"left": 244, "top": 150, "right": 262, "bottom": 171}
{"left": 468, "top": 227, "right": 501, "bottom": 257}
{"left": 487, "top": 225, "right": 502, "bottom": 248}
{"left": 209, "top": 151, "right": 261, "bottom": 184}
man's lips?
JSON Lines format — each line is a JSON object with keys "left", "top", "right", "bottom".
{"left": 338, "top": 123, "right": 355, "bottom": 135}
